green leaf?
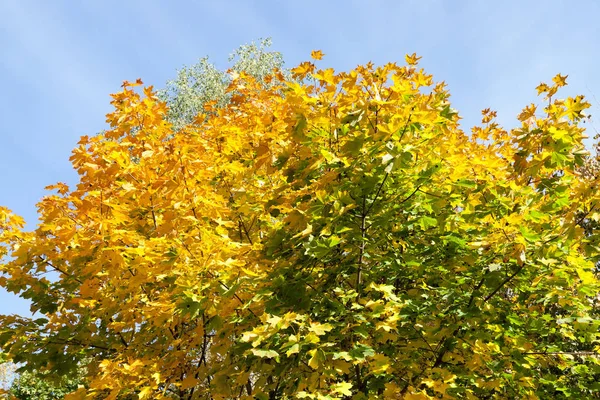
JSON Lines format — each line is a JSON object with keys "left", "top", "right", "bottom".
{"left": 293, "top": 114, "right": 308, "bottom": 139}
{"left": 251, "top": 349, "right": 279, "bottom": 359}
{"left": 440, "top": 105, "right": 458, "bottom": 120}
{"left": 519, "top": 225, "right": 540, "bottom": 243}
{"left": 454, "top": 178, "right": 477, "bottom": 189}
{"left": 349, "top": 344, "right": 375, "bottom": 361}
{"left": 332, "top": 351, "right": 352, "bottom": 361}
{"left": 417, "top": 216, "right": 438, "bottom": 229}
{"left": 286, "top": 343, "right": 300, "bottom": 356}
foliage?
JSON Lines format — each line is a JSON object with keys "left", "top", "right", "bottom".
{"left": 0, "top": 357, "right": 17, "bottom": 395}
{"left": 0, "top": 52, "right": 599, "bottom": 399}
{"left": 158, "top": 38, "right": 286, "bottom": 130}
{"left": 6, "top": 368, "right": 84, "bottom": 400}
{"left": 2, "top": 38, "right": 285, "bottom": 400}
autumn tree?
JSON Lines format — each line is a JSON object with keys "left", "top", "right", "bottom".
{"left": 0, "top": 52, "right": 599, "bottom": 399}
{"left": 0, "top": 38, "right": 287, "bottom": 400}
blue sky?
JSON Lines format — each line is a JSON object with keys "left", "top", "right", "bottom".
{"left": 1, "top": 0, "right": 599, "bottom": 316}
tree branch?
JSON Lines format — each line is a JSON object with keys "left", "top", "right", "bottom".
{"left": 483, "top": 264, "right": 525, "bottom": 304}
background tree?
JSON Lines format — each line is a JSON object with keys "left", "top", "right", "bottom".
{"left": 0, "top": 52, "right": 599, "bottom": 399}
{"left": 6, "top": 368, "right": 84, "bottom": 400}
{"left": 0, "top": 354, "right": 17, "bottom": 396}
{"left": 158, "top": 37, "right": 286, "bottom": 130}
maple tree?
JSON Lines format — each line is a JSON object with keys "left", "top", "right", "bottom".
{"left": 0, "top": 38, "right": 287, "bottom": 400}
{"left": 1, "top": 52, "right": 600, "bottom": 399}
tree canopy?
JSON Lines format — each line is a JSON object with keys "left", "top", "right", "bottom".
{"left": 1, "top": 37, "right": 287, "bottom": 400}
{"left": 0, "top": 51, "right": 599, "bottom": 399}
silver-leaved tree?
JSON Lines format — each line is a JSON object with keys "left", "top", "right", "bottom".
{"left": 158, "top": 38, "right": 286, "bottom": 130}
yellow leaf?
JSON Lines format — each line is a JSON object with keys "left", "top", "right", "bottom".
{"left": 121, "top": 78, "right": 143, "bottom": 88}
{"left": 332, "top": 381, "right": 353, "bottom": 396}
{"left": 141, "top": 150, "right": 154, "bottom": 158}
{"left": 181, "top": 374, "right": 198, "bottom": 389}
{"left": 308, "top": 321, "right": 333, "bottom": 336}
{"left": 138, "top": 387, "right": 153, "bottom": 399}
{"left": 266, "top": 314, "right": 282, "bottom": 326}
{"left": 308, "top": 348, "right": 324, "bottom": 369}
{"left": 577, "top": 268, "right": 595, "bottom": 285}
{"left": 64, "top": 387, "right": 87, "bottom": 400}
{"left": 291, "top": 61, "right": 315, "bottom": 78}
{"left": 405, "top": 53, "right": 422, "bottom": 65}
{"left": 286, "top": 343, "right": 300, "bottom": 356}
{"left": 552, "top": 73, "right": 568, "bottom": 87}
{"left": 403, "top": 388, "right": 433, "bottom": 399}
{"left": 293, "top": 224, "right": 313, "bottom": 238}
{"left": 536, "top": 82, "right": 550, "bottom": 95}
{"left": 369, "top": 353, "right": 391, "bottom": 374}
{"left": 311, "top": 50, "right": 324, "bottom": 60}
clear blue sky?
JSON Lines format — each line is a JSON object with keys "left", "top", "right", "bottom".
{"left": 1, "top": 0, "right": 599, "bottom": 316}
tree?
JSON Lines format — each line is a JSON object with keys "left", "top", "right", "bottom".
{"left": 158, "top": 37, "right": 286, "bottom": 130}
{"left": 6, "top": 368, "right": 84, "bottom": 400}
{"left": 1, "top": 38, "right": 286, "bottom": 400}
{"left": 0, "top": 52, "right": 599, "bottom": 399}
{"left": 0, "top": 355, "right": 17, "bottom": 396}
